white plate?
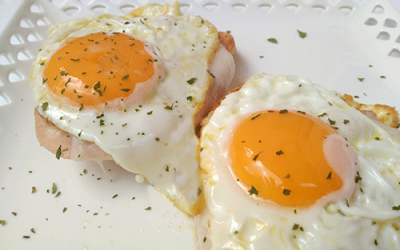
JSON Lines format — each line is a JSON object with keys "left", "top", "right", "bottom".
{"left": 0, "top": 0, "right": 399, "bottom": 249}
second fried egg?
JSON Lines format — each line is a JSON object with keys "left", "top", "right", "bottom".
{"left": 198, "top": 74, "right": 400, "bottom": 249}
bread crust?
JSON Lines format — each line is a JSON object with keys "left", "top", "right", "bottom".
{"left": 341, "top": 94, "right": 399, "bottom": 128}
{"left": 218, "top": 32, "right": 236, "bottom": 56}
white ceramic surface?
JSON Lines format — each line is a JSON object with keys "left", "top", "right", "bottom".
{"left": 0, "top": 0, "right": 399, "bottom": 249}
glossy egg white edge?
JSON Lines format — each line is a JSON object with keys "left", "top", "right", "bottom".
{"left": 198, "top": 74, "right": 400, "bottom": 249}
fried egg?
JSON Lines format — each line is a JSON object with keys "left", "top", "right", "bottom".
{"left": 198, "top": 74, "right": 400, "bottom": 249}
{"left": 29, "top": 2, "right": 221, "bottom": 215}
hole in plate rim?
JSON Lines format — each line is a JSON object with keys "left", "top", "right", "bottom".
{"left": 63, "top": 5, "right": 81, "bottom": 16}
{"left": 376, "top": 31, "right": 390, "bottom": 40}
{"left": 372, "top": 5, "right": 384, "bottom": 14}
{"left": 179, "top": 3, "right": 191, "bottom": 14}
{"left": 20, "top": 18, "right": 35, "bottom": 29}
{"left": 120, "top": 4, "right": 137, "bottom": 14}
{"left": 17, "top": 49, "right": 34, "bottom": 61}
{"left": 384, "top": 18, "right": 398, "bottom": 28}
{"left": 388, "top": 48, "right": 400, "bottom": 58}
{"left": 0, "top": 53, "right": 15, "bottom": 66}
{"left": 8, "top": 69, "right": 26, "bottom": 83}
{"left": 203, "top": 2, "right": 220, "bottom": 12}
{"left": 36, "top": 17, "right": 51, "bottom": 27}
{"left": 285, "top": 3, "right": 299, "bottom": 12}
{"left": 0, "top": 92, "right": 12, "bottom": 107}
{"left": 10, "top": 33, "right": 25, "bottom": 45}
{"left": 339, "top": 5, "right": 353, "bottom": 15}
{"left": 30, "top": 3, "right": 44, "bottom": 13}
{"left": 312, "top": 5, "right": 326, "bottom": 14}
{"left": 258, "top": 3, "right": 272, "bottom": 13}
{"left": 364, "top": 17, "right": 378, "bottom": 26}
{"left": 27, "top": 32, "right": 42, "bottom": 42}
{"left": 232, "top": 3, "right": 247, "bottom": 12}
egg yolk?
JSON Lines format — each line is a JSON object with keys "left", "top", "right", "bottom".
{"left": 229, "top": 110, "right": 343, "bottom": 207}
{"left": 43, "top": 32, "right": 156, "bottom": 107}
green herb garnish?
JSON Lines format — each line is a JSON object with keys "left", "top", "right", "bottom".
{"left": 52, "top": 183, "right": 57, "bottom": 194}
{"left": 251, "top": 113, "right": 262, "bottom": 120}
{"left": 297, "top": 30, "right": 307, "bottom": 38}
{"left": 267, "top": 38, "right": 278, "bottom": 44}
{"left": 392, "top": 205, "right": 400, "bottom": 210}
{"left": 279, "top": 109, "right": 288, "bottom": 114}
{"left": 253, "top": 151, "right": 263, "bottom": 161}
{"left": 207, "top": 70, "right": 215, "bottom": 78}
{"left": 248, "top": 185, "right": 259, "bottom": 195}
{"left": 56, "top": 145, "right": 62, "bottom": 159}
{"left": 187, "top": 77, "right": 197, "bottom": 85}
{"left": 164, "top": 103, "right": 174, "bottom": 110}
{"left": 41, "top": 102, "right": 49, "bottom": 112}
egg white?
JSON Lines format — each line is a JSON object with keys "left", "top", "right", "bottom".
{"left": 198, "top": 74, "right": 400, "bottom": 249}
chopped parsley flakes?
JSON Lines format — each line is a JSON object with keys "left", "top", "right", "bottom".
{"left": 267, "top": 38, "right": 278, "bottom": 44}
{"left": 248, "top": 185, "right": 259, "bottom": 196}
{"left": 283, "top": 189, "right": 291, "bottom": 196}
{"left": 297, "top": 30, "right": 307, "bottom": 38}
{"left": 187, "top": 77, "right": 197, "bottom": 85}
{"left": 55, "top": 145, "right": 62, "bottom": 159}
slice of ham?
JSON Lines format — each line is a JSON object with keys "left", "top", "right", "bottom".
{"left": 34, "top": 32, "right": 236, "bottom": 160}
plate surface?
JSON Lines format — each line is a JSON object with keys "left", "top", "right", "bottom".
{"left": 0, "top": 0, "right": 399, "bottom": 249}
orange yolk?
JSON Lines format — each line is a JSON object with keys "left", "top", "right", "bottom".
{"left": 43, "top": 32, "right": 156, "bottom": 107}
{"left": 229, "top": 110, "right": 343, "bottom": 207}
